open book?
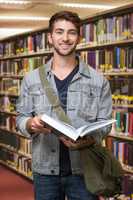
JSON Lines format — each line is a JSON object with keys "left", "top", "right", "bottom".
{"left": 41, "top": 114, "right": 116, "bottom": 141}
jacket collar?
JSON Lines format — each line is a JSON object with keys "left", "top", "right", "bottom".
{"left": 78, "top": 59, "right": 91, "bottom": 79}
{"left": 44, "top": 56, "right": 91, "bottom": 79}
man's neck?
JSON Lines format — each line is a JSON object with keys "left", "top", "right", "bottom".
{"left": 51, "top": 53, "right": 77, "bottom": 80}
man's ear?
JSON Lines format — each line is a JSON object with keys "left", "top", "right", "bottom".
{"left": 47, "top": 32, "right": 52, "bottom": 45}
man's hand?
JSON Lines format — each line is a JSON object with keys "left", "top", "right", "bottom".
{"left": 26, "top": 116, "right": 51, "bottom": 134}
{"left": 59, "top": 136, "right": 95, "bottom": 150}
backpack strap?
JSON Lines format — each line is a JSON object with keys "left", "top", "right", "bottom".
{"left": 39, "top": 66, "right": 72, "bottom": 125}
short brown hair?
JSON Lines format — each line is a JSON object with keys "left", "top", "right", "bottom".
{"left": 49, "top": 10, "right": 81, "bottom": 35}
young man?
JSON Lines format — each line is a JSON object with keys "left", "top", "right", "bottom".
{"left": 16, "top": 11, "right": 112, "bottom": 200}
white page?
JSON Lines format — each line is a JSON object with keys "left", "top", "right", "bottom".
{"left": 76, "top": 125, "right": 89, "bottom": 135}
{"left": 77, "top": 120, "right": 107, "bottom": 134}
{"left": 41, "top": 114, "right": 116, "bottom": 140}
{"left": 80, "top": 119, "right": 116, "bottom": 137}
{"left": 41, "top": 114, "right": 80, "bottom": 140}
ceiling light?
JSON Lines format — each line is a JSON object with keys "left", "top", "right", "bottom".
{"left": 0, "top": 0, "right": 30, "bottom": 4}
{"left": 0, "top": 16, "right": 50, "bottom": 21}
{"left": 57, "top": 3, "right": 115, "bottom": 9}
{"left": 0, "top": 28, "right": 32, "bottom": 39}
{"left": 0, "top": 28, "right": 32, "bottom": 32}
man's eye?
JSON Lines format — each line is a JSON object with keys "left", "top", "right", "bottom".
{"left": 69, "top": 31, "right": 78, "bottom": 35}
{"left": 56, "top": 31, "right": 63, "bottom": 34}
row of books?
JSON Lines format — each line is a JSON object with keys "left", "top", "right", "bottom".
{"left": 103, "top": 176, "right": 133, "bottom": 198}
{"left": 0, "top": 113, "right": 16, "bottom": 131}
{"left": 19, "top": 137, "right": 31, "bottom": 155}
{"left": 0, "top": 131, "right": 19, "bottom": 150}
{"left": 106, "top": 138, "right": 133, "bottom": 169}
{"left": 0, "top": 131, "right": 31, "bottom": 155}
{"left": 0, "top": 56, "right": 47, "bottom": 75}
{"left": 112, "top": 110, "right": 133, "bottom": 136}
{"left": 80, "top": 13, "right": 133, "bottom": 45}
{"left": 0, "top": 13, "right": 133, "bottom": 57}
{"left": 122, "top": 175, "right": 133, "bottom": 196}
{"left": 17, "top": 154, "right": 32, "bottom": 177}
{"left": 0, "top": 147, "right": 32, "bottom": 177}
{"left": 1, "top": 46, "right": 132, "bottom": 75}
{"left": 112, "top": 95, "right": 133, "bottom": 106}
{"left": 0, "top": 78, "right": 21, "bottom": 95}
{"left": 0, "top": 32, "right": 50, "bottom": 57}
{"left": 0, "top": 96, "right": 17, "bottom": 112}
{"left": 110, "top": 77, "right": 133, "bottom": 97}
{"left": 79, "top": 47, "right": 133, "bottom": 72}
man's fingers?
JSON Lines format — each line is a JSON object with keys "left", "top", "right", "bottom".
{"left": 42, "top": 127, "right": 51, "bottom": 133}
{"left": 31, "top": 126, "right": 51, "bottom": 134}
{"left": 59, "top": 136, "right": 95, "bottom": 150}
{"left": 59, "top": 137, "right": 76, "bottom": 147}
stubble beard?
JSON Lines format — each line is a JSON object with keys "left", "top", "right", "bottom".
{"left": 53, "top": 43, "right": 77, "bottom": 57}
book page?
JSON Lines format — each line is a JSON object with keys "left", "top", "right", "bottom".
{"left": 79, "top": 119, "right": 116, "bottom": 137}
{"left": 41, "top": 114, "right": 79, "bottom": 141}
{"left": 77, "top": 120, "right": 106, "bottom": 133}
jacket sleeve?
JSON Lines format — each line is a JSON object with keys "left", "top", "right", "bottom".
{"left": 92, "top": 77, "right": 112, "bottom": 143}
{"left": 16, "top": 75, "right": 33, "bottom": 138}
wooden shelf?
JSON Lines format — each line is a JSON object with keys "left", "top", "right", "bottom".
{"left": 0, "top": 110, "right": 17, "bottom": 116}
{"left": 0, "top": 38, "right": 133, "bottom": 60}
{"left": 112, "top": 104, "right": 133, "bottom": 108}
{"left": 108, "top": 133, "right": 133, "bottom": 142}
{"left": 0, "top": 49, "right": 52, "bottom": 60}
{"left": 122, "top": 164, "right": 133, "bottom": 174}
{"left": 77, "top": 39, "right": 133, "bottom": 51}
{"left": 0, "top": 160, "right": 32, "bottom": 181}
{"left": 0, "top": 126, "right": 31, "bottom": 140}
{"left": 104, "top": 71, "right": 133, "bottom": 76}
{"left": 0, "top": 92, "right": 19, "bottom": 97}
{"left": 0, "top": 143, "right": 31, "bottom": 159}
{"left": 0, "top": 74, "right": 23, "bottom": 79}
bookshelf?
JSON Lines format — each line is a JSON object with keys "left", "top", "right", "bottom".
{"left": 0, "top": 3, "right": 133, "bottom": 198}
{"left": 78, "top": 5, "right": 133, "bottom": 198}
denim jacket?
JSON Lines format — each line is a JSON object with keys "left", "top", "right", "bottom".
{"left": 16, "top": 58, "right": 112, "bottom": 175}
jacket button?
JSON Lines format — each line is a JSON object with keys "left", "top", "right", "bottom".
{"left": 51, "top": 149, "right": 55, "bottom": 153}
{"left": 51, "top": 170, "right": 55, "bottom": 174}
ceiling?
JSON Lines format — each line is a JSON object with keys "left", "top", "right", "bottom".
{"left": 0, "top": 0, "right": 133, "bottom": 39}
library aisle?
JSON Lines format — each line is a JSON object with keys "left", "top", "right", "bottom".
{"left": 0, "top": 164, "right": 34, "bottom": 200}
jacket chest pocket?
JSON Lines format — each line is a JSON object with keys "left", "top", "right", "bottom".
{"left": 29, "top": 85, "right": 50, "bottom": 114}
{"left": 78, "top": 87, "right": 100, "bottom": 121}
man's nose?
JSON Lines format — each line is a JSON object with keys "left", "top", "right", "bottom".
{"left": 62, "top": 33, "right": 69, "bottom": 41}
